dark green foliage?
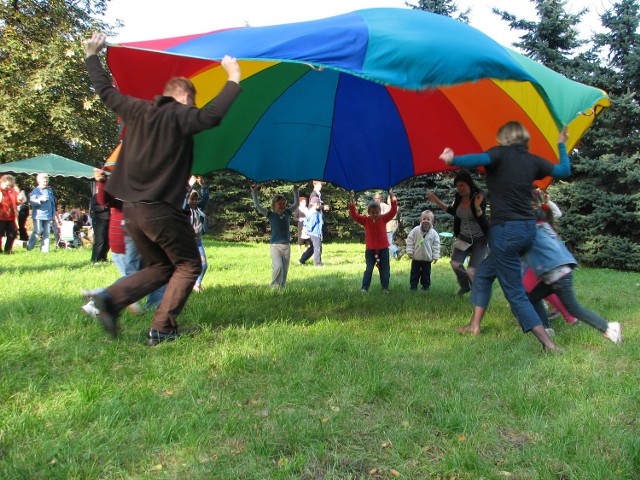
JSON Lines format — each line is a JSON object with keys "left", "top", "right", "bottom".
{"left": 203, "top": 172, "right": 363, "bottom": 243}
{"left": 0, "top": 0, "right": 120, "bottom": 208}
{"left": 491, "top": 0, "right": 640, "bottom": 271}
{"left": 406, "top": 0, "right": 470, "bottom": 22}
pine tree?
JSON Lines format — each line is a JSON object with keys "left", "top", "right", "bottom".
{"left": 554, "top": 0, "right": 640, "bottom": 269}
{"left": 493, "top": 0, "right": 587, "bottom": 76}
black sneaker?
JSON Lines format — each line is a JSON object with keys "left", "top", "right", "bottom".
{"left": 147, "top": 328, "right": 183, "bottom": 346}
{"left": 456, "top": 285, "right": 471, "bottom": 296}
{"left": 90, "top": 290, "right": 119, "bottom": 339}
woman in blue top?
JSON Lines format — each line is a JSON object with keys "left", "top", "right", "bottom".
{"left": 439, "top": 122, "right": 570, "bottom": 353}
{"left": 251, "top": 184, "right": 299, "bottom": 287}
{"left": 27, "top": 173, "right": 57, "bottom": 253}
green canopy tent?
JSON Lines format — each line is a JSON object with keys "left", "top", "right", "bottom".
{"left": 0, "top": 153, "right": 95, "bottom": 179}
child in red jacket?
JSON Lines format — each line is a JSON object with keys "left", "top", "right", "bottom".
{"left": 349, "top": 190, "right": 398, "bottom": 292}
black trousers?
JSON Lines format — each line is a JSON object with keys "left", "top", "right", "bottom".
{"left": 410, "top": 260, "right": 432, "bottom": 289}
{"left": 91, "top": 215, "right": 110, "bottom": 262}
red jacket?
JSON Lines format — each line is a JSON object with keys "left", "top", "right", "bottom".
{"left": 0, "top": 186, "right": 19, "bottom": 222}
{"left": 349, "top": 199, "right": 398, "bottom": 250}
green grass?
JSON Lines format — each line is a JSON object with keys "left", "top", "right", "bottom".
{"left": 1, "top": 240, "right": 638, "bottom": 479}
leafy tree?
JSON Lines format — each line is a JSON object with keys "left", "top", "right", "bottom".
{"left": 0, "top": 0, "right": 119, "bottom": 207}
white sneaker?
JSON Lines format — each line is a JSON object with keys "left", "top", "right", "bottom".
{"left": 81, "top": 300, "right": 100, "bottom": 319}
{"left": 604, "top": 322, "right": 622, "bottom": 344}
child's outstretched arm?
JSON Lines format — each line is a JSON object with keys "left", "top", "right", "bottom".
{"left": 250, "top": 184, "right": 269, "bottom": 216}
{"left": 288, "top": 185, "right": 300, "bottom": 212}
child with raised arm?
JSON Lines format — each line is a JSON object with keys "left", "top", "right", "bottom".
{"left": 299, "top": 197, "right": 324, "bottom": 266}
{"left": 185, "top": 176, "right": 210, "bottom": 292}
{"left": 405, "top": 210, "right": 440, "bottom": 291}
{"left": 349, "top": 190, "right": 398, "bottom": 292}
{"left": 251, "top": 184, "right": 299, "bottom": 287}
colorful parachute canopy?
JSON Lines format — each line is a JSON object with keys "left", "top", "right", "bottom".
{"left": 106, "top": 8, "right": 609, "bottom": 191}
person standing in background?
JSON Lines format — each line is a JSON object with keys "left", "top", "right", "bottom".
{"left": 0, "top": 175, "right": 24, "bottom": 254}
{"left": 90, "top": 191, "right": 111, "bottom": 264}
{"left": 27, "top": 173, "right": 56, "bottom": 253}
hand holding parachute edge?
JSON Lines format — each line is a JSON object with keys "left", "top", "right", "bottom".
{"left": 439, "top": 148, "right": 454, "bottom": 165}
{"left": 558, "top": 126, "right": 569, "bottom": 144}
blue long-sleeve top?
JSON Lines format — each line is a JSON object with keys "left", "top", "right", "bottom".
{"left": 452, "top": 143, "right": 570, "bottom": 226}
{"left": 252, "top": 188, "right": 299, "bottom": 244}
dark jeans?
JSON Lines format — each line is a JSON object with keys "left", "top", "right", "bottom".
{"left": 410, "top": 260, "right": 432, "bottom": 290}
{"left": 18, "top": 209, "right": 29, "bottom": 241}
{"left": 362, "top": 248, "right": 390, "bottom": 291}
{"left": 91, "top": 215, "right": 110, "bottom": 262}
{"left": 471, "top": 220, "right": 542, "bottom": 333}
{"left": 0, "top": 220, "right": 17, "bottom": 252}
{"left": 105, "top": 202, "right": 201, "bottom": 332}
{"left": 528, "top": 271, "right": 608, "bottom": 332}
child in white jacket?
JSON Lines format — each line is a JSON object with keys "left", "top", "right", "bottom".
{"left": 406, "top": 210, "right": 440, "bottom": 290}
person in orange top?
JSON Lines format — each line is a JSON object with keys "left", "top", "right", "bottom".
{"left": 349, "top": 190, "right": 398, "bottom": 292}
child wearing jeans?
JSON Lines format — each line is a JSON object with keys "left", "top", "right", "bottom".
{"left": 299, "top": 197, "right": 324, "bottom": 266}
{"left": 251, "top": 184, "right": 299, "bottom": 287}
{"left": 523, "top": 219, "right": 622, "bottom": 344}
{"left": 185, "top": 177, "right": 210, "bottom": 292}
{"left": 348, "top": 190, "right": 398, "bottom": 292}
{"left": 405, "top": 210, "right": 440, "bottom": 291}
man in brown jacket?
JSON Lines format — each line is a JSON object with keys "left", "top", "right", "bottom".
{"left": 82, "top": 33, "right": 242, "bottom": 345}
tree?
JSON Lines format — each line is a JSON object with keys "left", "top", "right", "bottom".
{"left": 553, "top": 0, "right": 640, "bottom": 270}
{"left": 492, "top": 0, "right": 587, "bottom": 76}
{"left": 0, "top": 0, "right": 119, "bottom": 207}
{"left": 405, "top": 0, "right": 470, "bottom": 22}
{"left": 492, "top": 0, "right": 640, "bottom": 271}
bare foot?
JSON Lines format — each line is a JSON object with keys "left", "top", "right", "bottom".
{"left": 456, "top": 324, "right": 480, "bottom": 336}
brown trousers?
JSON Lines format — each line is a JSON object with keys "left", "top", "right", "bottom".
{"left": 105, "top": 202, "right": 201, "bottom": 332}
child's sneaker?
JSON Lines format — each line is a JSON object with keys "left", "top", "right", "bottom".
{"left": 81, "top": 300, "right": 100, "bottom": 319}
{"left": 604, "top": 322, "right": 622, "bottom": 344}
{"left": 565, "top": 315, "right": 578, "bottom": 325}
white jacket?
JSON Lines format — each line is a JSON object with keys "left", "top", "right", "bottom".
{"left": 406, "top": 225, "right": 440, "bottom": 262}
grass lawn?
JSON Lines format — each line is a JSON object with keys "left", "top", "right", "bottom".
{"left": 1, "top": 239, "right": 638, "bottom": 479}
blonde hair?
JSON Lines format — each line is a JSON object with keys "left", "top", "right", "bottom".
{"left": 496, "top": 121, "right": 530, "bottom": 147}
{"left": 0, "top": 174, "right": 15, "bottom": 186}
{"left": 36, "top": 173, "right": 49, "bottom": 183}
{"left": 271, "top": 194, "right": 286, "bottom": 209}
{"left": 421, "top": 209, "right": 435, "bottom": 223}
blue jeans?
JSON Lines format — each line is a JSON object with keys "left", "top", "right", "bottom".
{"left": 27, "top": 219, "right": 51, "bottom": 252}
{"left": 300, "top": 235, "right": 322, "bottom": 265}
{"left": 195, "top": 237, "right": 208, "bottom": 287}
{"left": 362, "top": 248, "right": 390, "bottom": 291}
{"left": 470, "top": 220, "right": 542, "bottom": 332}
{"left": 528, "top": 271, "right": 608, "bottom": 332}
